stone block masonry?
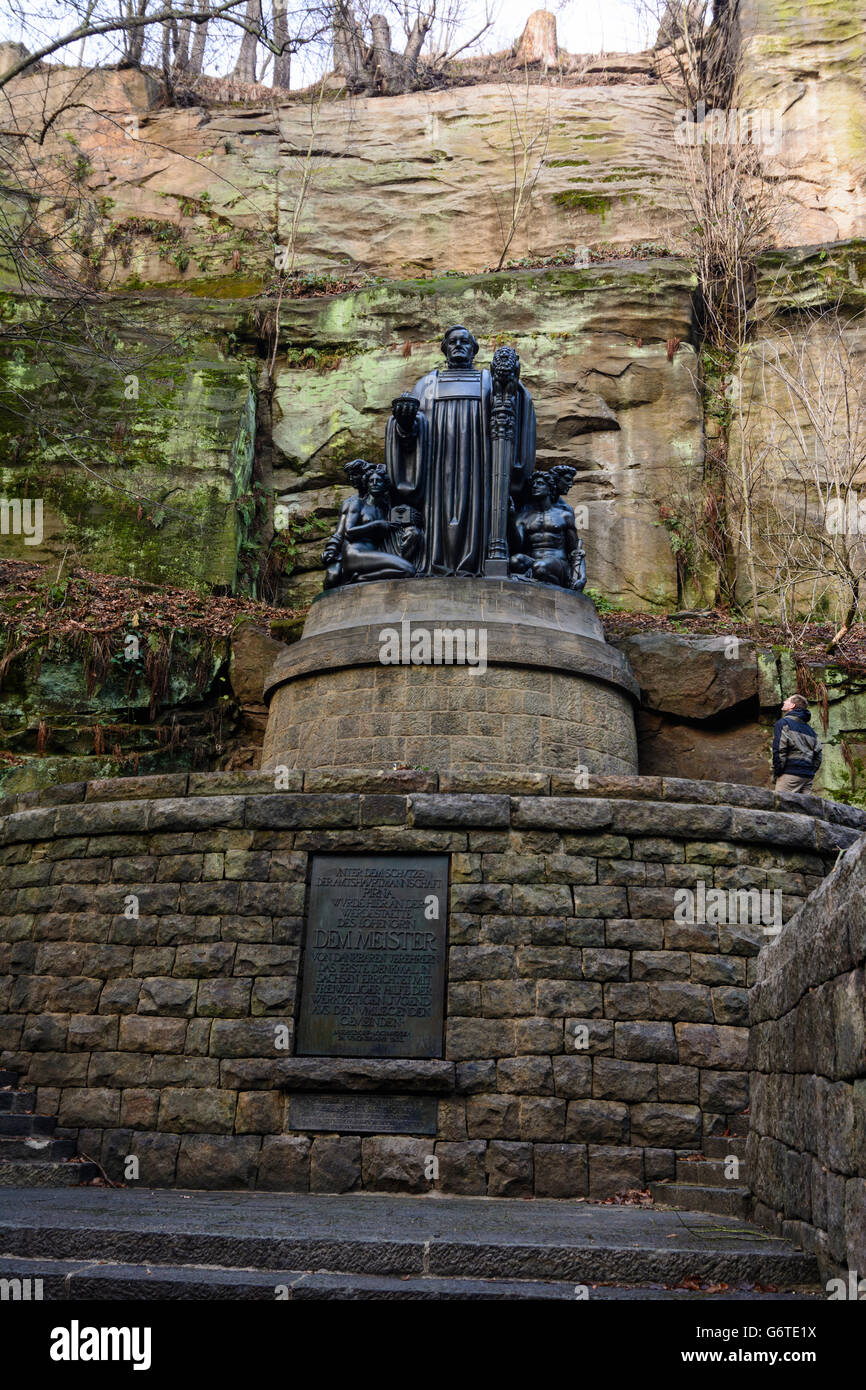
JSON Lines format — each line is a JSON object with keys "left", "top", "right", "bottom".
{"left": 1, "top": 770, "right": 862, "bottom": 1197}
{"left": 749, "top": 834, "right": 866, "bottom": 1280}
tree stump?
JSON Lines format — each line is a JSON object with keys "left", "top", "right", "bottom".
{"left": 514, "top": 10, "right": 558, "bottom": 69}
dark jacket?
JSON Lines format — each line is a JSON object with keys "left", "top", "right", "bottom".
{"left": 772, "top": 709, "right": 822, "bottom": 781}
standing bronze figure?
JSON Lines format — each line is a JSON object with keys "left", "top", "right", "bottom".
{"left": 385, "top": 326, "right": 536, "bottom": 577}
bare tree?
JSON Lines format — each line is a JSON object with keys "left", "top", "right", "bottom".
{"left": 272, "top": 0, "right": 291, "bottom": 87}
{"left": 488, "top": 72, "right": 550, "bottom": 271}
{"left": 232, "top": 0, "right": 263, "bottom": 80}
{"left": 332, "top": 0, "right": 495, "bottom": 94}
{"left": 739, "top": 313, "right": 866, "bottom": 647}
{"left": 189, "top": 3, "right": 211, "bottom": 71}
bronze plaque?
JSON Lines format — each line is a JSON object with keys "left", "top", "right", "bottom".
{"left": 289, "top": 1093, "right": 437, "bottom": 1134}
{"left": 296, "top": 854, "right": 449, "bottom": 1058}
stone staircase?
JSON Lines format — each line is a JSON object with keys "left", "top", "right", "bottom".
{"left": 0, "top": 1071, "right": 99, "bottom": 1187}
{"left": 650, "top": 1136, "right": 751, "bottom": 1218}
{"left": 0, "top": 1188, "right": 820, "bottom": 1301}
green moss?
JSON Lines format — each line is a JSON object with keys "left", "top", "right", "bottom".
{"left": 552, "top": 192, "right": 612, "bottom": 219}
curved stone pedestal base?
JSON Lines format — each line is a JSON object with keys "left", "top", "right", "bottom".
{"left": 263, "top": 578, "right": 639, "bottom": 776}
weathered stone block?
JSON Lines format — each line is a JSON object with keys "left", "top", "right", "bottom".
{"left": 446, "top": 1017, "right": 516, "bottom": 1060}
{"left": 658, "top": 1063, "right": 699, "bottom": 1103}
{"left": 630, "top": 1103, "right": 701, "bottom": 1148}
{"left": 497, "top": 1056, "right": 553, "bottom": 1094}
{"left": 120, "top": 1088, "right": 160, "bottom": 1129}
{"left": 519, "top": 1096, "right": 566, "bottom": 1141}
{"left": 486, "top": 1140, "right": 533, "bottom": 1197}
{"left": 480, "top": 979, "right": 535, "bottom": 1017}
{"left": 196, "top": 979, "right": 252, "bottom": 1018}
{"left": 176, "top": 1134, "right": 260, "bottom": 1188}
{"left": 158, "top": 1087, "right": 236, "bottom": 1134}
{"left": 235, "top": 1090, "right": 284, "bottom": 1134}
{"left": 118, "top": 1016, "right": 187, "bottom": 1053}
{"left": 566, "top": 1098, "right": 629, "bottom": 1144}
{"left": 675, "top": 1023, "right": 749, "bottom": 1070}
{"left": 533, "top": 1142, "right": 588, "bottom": 1197}
{"left": 139, "top": 977, "right": 197, "bottom": 1017}
{"left": 632, "top": 950, "right": 690, "bottom": 981}
{"left": 434, "top": 1140, "right": 487, "bottom": 1195}
{"left": 58, "top": 1087, "right": 120, "bottom": 1127}
{"left": 309, "top": 1136, "right": 361, "bottom": 1193}
{"left": 449, "top": 945, "right": 516, "bottom": 981}
{"left": 588, "top": 1145, "right": 644, "bottom": 1197}
{"left": 551, "top": 1055, "right": 593, "bottom": 1099}
{"left": 256, "top": 1135, "right": 311, "bottom": 1191}
{"left": 593, "top": 1057, "right": 657, "bottom": 1102}
{"left": 466, "top": 1092, "right": 520, "bottom": 1139}
{"left": 210, "top": 1019, "right": 289, "bottom": 1057}
{"left": 614, "top": 1021, "right": 677, "bottom": 1063}
{"left": 361, "top": 1137, "right": 430, "bottom": 1193}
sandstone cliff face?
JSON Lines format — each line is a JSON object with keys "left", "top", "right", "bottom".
{"left": 738, "top": 0, "right": 866, "bottom": 244}
{"left": 0, "top": 12, "right": 864, "bottom": 621}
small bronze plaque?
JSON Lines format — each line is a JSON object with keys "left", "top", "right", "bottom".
{"left": 289, "top": 1093, "right": 437, "bottom": 1135}
{"left": 296, "top": 854, "right": 449, "bottom": 1058}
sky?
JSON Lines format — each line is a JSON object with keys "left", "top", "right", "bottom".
{"left": 489, "top": 1, "right": 649, "bottom": 56}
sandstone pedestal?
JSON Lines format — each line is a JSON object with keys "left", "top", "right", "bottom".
{"left": 262, "top": 578, "right": 639, "bottom": 776}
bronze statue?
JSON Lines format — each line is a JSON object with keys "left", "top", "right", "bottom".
{"left": 321, "top": 329, "right": 589, "bottom": 593}
{"left": 322, "top": 460, "right": 417, "bottom": 588}
{"left": 509, "top": 466, "right": 587, "bottom": 592}
{"left": 385, "top": 326, "right": 536, "bottom": 578}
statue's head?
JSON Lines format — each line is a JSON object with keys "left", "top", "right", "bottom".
{"left": 530, "top": 472, "right": 554, "bottom": 504}
{"left": 548, "top": 465, "right": 577, "bottom": 500}
{"left": 441, "top": 325, "right": 478, "bottom": 368}
{"left": 366, "top": 462, "right": 390, "bottom": 497}
{"left": 345, "top": 458, "right": 369, "bottom": 493}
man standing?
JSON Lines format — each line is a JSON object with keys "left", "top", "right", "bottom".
{"left": 772, "top": 694, "right": 822, "bottom": 793}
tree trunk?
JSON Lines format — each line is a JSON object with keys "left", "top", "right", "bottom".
{"left": 126, "top": 0, "right": 150, "bottom": 65}
{"left": 514, "top": 9, "right": 558, "bottom": 68}
{"left": 369, "top": 13, "right": 397, "bottom": 89}
{"left": 160, "top": 15, "right": 174, "bottom": 79}
{"left": 333, "top": 1, "right": 370, "bottom": 90}
{"left": 233, "top": 0, "right": 262, "bottom": 83}
{"left": 189, "top": 12, "right": 209, "bottom": 75}
{"left": 173, "top": 14, "right": 191, "bottom": 72}
{"left": 273, "top": 0, "right": 291, "bottom": 89}
{"left": 402, "top": 13, "right": 433, "bottom": 84}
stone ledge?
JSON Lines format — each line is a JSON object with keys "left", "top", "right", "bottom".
{"left": 2, "top": 775, "right": 865, "bottom": 842}
{"left": 274, "top": 1059, "right": 455, "bottom": 1093}
{"left": 3, "top": 767, "right": 861, "bottom": 817}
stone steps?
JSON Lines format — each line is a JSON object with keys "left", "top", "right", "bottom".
{"left": 704, "top": 1136, "right": 747, "bottom": 1160}
{"left": 0, "top": 1189, "right": 819, "bottom": 1298}
{"left": 0, "top": 1113, "right": 57, "bottom": 1138}
{"left": 0, "top": 1136, "right": 78, "bottom": 1161}
{"left": 675, "top": 1157, "right": 742, "bottom": 1188}
{"left": 0, "top": 1253, "right": 822, "bottom": 1301}
{"left": 0, "top": 1090, "right": 37, "bottom": 1113}
{"left": 651, "top": 1132, "right": 750, "bottom": 1215}
{"left": 0, "top": 1160, "right": 101, "bottom": 1188}
{"left": 0, "top": 1074, "right": 97, "bottom": 1187}
{"left": 650, "top": 1183, "right": 752, "bottom": 1218}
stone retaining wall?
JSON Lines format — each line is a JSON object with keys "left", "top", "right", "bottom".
{"left": 1, "top": 771, "right": 861, "bottom": 1197}
{"left": 749, "top": 836, "right": 866, "bottom": 1280}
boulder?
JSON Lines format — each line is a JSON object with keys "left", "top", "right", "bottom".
{"left": 230, "top": 621, "right": 286, "bottom": 707}
{"left": 615, "top": 633, "right": 757, "bottom": 718}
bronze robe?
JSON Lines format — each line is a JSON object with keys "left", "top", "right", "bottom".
{"left": 385, "top": 367, "right": 536, "bottom": 577}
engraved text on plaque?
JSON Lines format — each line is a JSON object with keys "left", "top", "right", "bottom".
{"left": 296, "top": 854, "right": 449, "bottom": 1058}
